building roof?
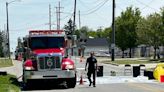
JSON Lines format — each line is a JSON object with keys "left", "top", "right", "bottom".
{"left": 86, "top": 38, "right": 109, "bottom": 47}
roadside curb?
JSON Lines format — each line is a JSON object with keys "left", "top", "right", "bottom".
{"left": 103, "top": 62, "right": 119, "bottom": 66}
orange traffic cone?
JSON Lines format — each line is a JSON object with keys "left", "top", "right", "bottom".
{"left": 79, "top": 75, "right": 84, "bottom": 85}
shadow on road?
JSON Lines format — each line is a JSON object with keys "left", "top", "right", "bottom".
{"left": 9, "top": 77, "right": 73, "bottom": 91}
{"left": 20, "top": 81, "right": 72, "bottom": 91}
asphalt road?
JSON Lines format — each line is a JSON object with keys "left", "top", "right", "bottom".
{"left": 22, "top": 83, "right": 164, "bottom": 92}
{"left": 0, "top": 56, "right": 163, "bottom": 92}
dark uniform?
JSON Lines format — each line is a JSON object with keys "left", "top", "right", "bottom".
{"left": 85, "top": 53, "right": 97, "bottom": 87}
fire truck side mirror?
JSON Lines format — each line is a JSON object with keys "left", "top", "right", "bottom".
{"left": 23, "top": 37, "right": 28, "bottom": 47}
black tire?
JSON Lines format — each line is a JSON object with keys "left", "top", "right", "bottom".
{"left": 66, "top": 77, "right": 76, "bottom": 88}
{"left": 23, "top": 80, "right": 34, "bottom": 90}
{"left": 22, "top": 81, "right": 30, "bottom": 90}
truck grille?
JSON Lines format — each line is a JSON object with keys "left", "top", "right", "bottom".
{"left": 39, "top": 56, "right": 61, "bottom": 69}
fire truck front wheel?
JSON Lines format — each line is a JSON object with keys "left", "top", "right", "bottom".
{"left": 66, "top": 77, "right": 76, "bottom": 88}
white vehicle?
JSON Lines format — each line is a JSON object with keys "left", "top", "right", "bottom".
{"left": 95, "top": 51, "right": 110, "bottom": 57}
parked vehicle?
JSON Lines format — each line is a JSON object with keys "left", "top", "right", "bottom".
{"left": 95, "top": 51, "right": 110, "bottom": 57}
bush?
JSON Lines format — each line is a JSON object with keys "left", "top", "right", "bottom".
{"left": 0, "top": 74, "right": 20, "bottom": 92}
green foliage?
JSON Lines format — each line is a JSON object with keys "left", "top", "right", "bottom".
{"left": 0, "top": 58, "right": 13, "bottom": 68}
{"left": 103, "top": 60, "right": 159, "bottom": 65}
{"left": 160, "top": 7, "right": 164, "bottom": 45}
{"left": 0, "top": 32, "right": 4, "bottom": 57}
{"left": 74, "top": 29, "right": 80, "bottom": 39}
{"left": 137, "top": 11, "right": 164, "bottom": 59}
{"left": 115, "top": 6, "right": 141, "bottom": 58}
{"left": 87, "top": 27, "right": 111, "bottom": 40}
{"left": 137, "top": 13, "right": 162, "bottom": 47}
{"left": 78, "top": 26, "right": 95, "bottom": 39}
{"left": 64, "top": 19, "right": 74, "bottom": 35}
{"left": 0, "top": 75, "right": 20, "bottom": 92}
{"left": 102, "top": 27, "right": 112, "bottom": 43}
{"left": 96, "top": 28, "right": 103, "bottom": 38}
{"left": 88, "top": 31, "right": 97, "bottom": 38}
{"left": 102, "top": 27, "right": 112, "bottom": 38}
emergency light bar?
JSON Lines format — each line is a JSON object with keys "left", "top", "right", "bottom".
{"left": 29, "top": 30, "right": 65, "bottom": 36}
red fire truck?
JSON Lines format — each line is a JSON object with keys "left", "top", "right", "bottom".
{"left": 22, "top": 30, "right": 76, "bottom": 88}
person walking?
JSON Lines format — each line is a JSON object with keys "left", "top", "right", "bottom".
{"left": 85, "top": 52, "right": 97, "bottom": 87}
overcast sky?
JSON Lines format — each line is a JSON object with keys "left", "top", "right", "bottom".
{"left": 0, "top": 0, "right": 164, "bottom": 51}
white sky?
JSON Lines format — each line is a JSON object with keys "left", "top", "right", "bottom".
{"left": 0, "top": 0, "right": 164, "bottom": 51}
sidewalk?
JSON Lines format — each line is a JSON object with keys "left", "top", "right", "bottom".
{"left": 0, "top": 59, "right": 23, "bottom": 78}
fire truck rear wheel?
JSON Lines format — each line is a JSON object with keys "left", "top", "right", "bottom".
{"left": 66, "top": 77, "right": 76, "bottom": 88}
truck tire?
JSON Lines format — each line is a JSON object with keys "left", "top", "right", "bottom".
{"left": 22, "top": 81, "right": 30, "bottom": 90}
{"left": 66, "top": 77, "right": 76, "bottom": 88}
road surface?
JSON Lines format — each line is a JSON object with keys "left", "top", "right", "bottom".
{"left": 0, "top": 56, "right": 162, "bottom": 92}
{"left": 22, "top": 83, "right": 164, "bottom": 92}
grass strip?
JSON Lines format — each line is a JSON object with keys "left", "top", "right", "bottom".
{"left": 102, "top": 60, "right": 160, "bottom": 65}
{"left": 0, "top": 74, "right": 20, "bottom": 92}
{"left": 0, "top": 58, "right": 13, "bottom": 68}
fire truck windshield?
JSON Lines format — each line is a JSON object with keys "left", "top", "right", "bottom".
{"left": 30, "top": 37, "right": 64, "bottom": 50}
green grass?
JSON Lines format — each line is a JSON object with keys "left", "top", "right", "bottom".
{"left": 0, "top": 74, "right": 20, "bottom": 92}
{"left": 102, "top": 60, "right": 160, "bottom": 65}
{"left": 0, "top": 58, "right": 13, "bottom": 68}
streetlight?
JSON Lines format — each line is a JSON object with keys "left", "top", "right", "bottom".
{"left": 6, "top": 0, "right": 21, "bottom": 58}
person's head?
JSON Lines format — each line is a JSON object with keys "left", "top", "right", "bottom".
{"left": 90, "top": 51, "right": 94, "bottom": 57}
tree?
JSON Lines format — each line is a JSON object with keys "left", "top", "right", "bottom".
{"left": 64, "top": 19, "right": 74, "bottom": 35}
{"left": 160, "top": 7, "right": 164, "bottom": 58}
{"left": 0, "top": 31, "right": 4, "bottom": 57}
{"left": 115, "top": 6, "right": 141, "bottom": 58}
{"left": 87, "top": 31, "right": 97, "bottom": 38}
{"left": 87, "top": 27, "right": 111, "bottom": 39}
{"left": 17, "top": 37, "right": 22, "bottom": 48}
{"left": 79, "top": 26, "right": 90, "bottom": 38}
{"left": 96, "top": 28, "right": 103, "bottom": 38}
{"left": 137, "top": 13, "right": 162, "bottom": 59}
{"left": 102, "top": 27, "right": 112, "bottom": 39}
{"left": 115, "top": 17, "right": 127, "bottom": 58}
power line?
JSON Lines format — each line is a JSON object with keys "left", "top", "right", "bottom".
{"left": 79, "top": 0, "right": 100, "bottom": 4}
{"left": 136, "top": 0, "right": 158, "bottom": 11}
{"left": 78, "top": 0, "right": 111, "bottom": 22}
{"left": 79, "top": 0, "right": 108, "bottom": 14}
{"left": 81, "top": 0, "right": 109, "bottom": 15}
{"left": 60, "top": 14, "right": 73, "bottom": 21}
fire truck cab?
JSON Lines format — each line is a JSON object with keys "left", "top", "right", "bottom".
{"left": 22, "top": 30, "right": 76, "bottom": 88}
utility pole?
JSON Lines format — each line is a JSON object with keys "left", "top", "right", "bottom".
{"left": 59, "top": 2, "right": 61, "bottom": 30}
{"left": 6, "top": 2, "right": 10, "bottom": 59}
{"left": 78, "top": 10, "right": 81, "bottom": 29}
{"left": 111, "top": 0, "right": 115, "bottom": 61}
{"left": 73, "top": 0, "right": 77, "bottom": 34}
{"left": 49, "top": 4, "right": 51, "bottom": 30}
{"left": 56, "top": 2, "right": 63, "bottom": 30}
{"left": 5, "top": 0, "right": 20, "bottom": 59}
{"left": 71, "top": 0, "right": 77, "bottom": 56}
{"left": 56, "top": 7, "right": 59, "bottom": 30}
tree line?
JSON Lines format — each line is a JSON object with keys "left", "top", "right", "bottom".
{"left": 65, "top": 6, "right": 164, "bottom": 59}
{"left": 0, "top": 31, "right": 7, "bottom": 57}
